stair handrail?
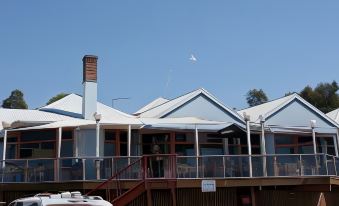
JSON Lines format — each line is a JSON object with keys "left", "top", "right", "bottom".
{"left": 86, "top": 156, "right": 144, "bottom": 196}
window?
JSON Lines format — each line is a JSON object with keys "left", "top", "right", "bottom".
{"left": 120, "top": 131, "right": 128, "bottom": 156}
{"left": 6, "top": 144, "right": 17, "bottom": 159}
{"left": 316, "top": 136, "right": 336, "bottom": 155}
{"left": 60, "top": 130, "right": 74, "bottom": 158}
{"left": 175, "top": 132, "right": 194, "bottom": 155}
{"left": 18, "top": 129, "right": 57, "bottom": 159}
{"left": 275, "top": 135, "right": 313, "bottom": 154}
{"left": 175, "top": 144, "right": 194, "bottom": 156}
{"left": 199, "top": 133, "right": 224, "bottom": 155}
{"left": 16, "top": 202, "right": 39, "bottom": 206}
{"left": 21, "top": 130, "right": 55, "bottom": 141}
{"left": 142, "top": 133, "right": 170, "bottom": 154}
{"left": 104, "top": 130, "right": 116, "bottom": 156}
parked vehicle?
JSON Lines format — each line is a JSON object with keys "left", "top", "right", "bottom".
{"left": 8, "top": 191, "right": 112, "bottom": 206}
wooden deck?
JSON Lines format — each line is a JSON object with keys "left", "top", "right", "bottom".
{"left": 2, "top": 176, "right": 339, "bottom": 205}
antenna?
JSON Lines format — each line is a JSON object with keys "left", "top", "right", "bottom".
{"left": 112, "top": 97, "right": 130, "bottom": 108}
{"left": 163, "top": 69, "right": 173, "bottom": 98}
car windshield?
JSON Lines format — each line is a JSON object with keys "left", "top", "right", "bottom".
{"left": 46, "top": 205, "right": 95, "bottom": 206}
{"left": 16, "top": 202, "right": 39, "bottom": 206}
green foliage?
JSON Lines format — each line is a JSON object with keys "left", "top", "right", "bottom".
{"left": 46, "top": 93, "right": 68, "bottom": 105}
{"left": 284, "top": 92, "right": 295, "bottom": 97}
{"left": 246, "top": 89, "right": 268, "bottom": 107}
{"left": 300, "top": 81, "right": 339, "bottom": 113}
{"left": 2, "top": 89, "right": 28, "bottom": 109}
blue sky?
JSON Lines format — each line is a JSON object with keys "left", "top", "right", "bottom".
{"left": 1, "top": 0, "right": 338, "bottom": 113}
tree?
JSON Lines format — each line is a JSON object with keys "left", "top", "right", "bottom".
{"left": 300, "top": 81, "right": 339, "bottom": 113}
{"left": 46, "top": 93, "right": 69, "bottom": 105}
{"left": 246, "top": 89, "right": 268, "bottom": 107}
{"left": 284, "top": 92, "right": 295, "bottom": 97}
{"left": 2, "top": 89, "right": 28, "bottom": 109}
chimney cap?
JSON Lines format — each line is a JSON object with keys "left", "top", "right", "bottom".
{"left": 83, "top": 55, "right": 98, "bottom": 60}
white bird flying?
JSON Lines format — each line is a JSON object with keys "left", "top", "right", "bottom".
{"left": 189, "top": 54, "right": 197, "bottom": 62}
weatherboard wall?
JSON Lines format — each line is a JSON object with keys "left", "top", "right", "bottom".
{"left": 266, "top": 99, "right": 336, "bottom": 129}
{"left": 163, "top": 94, "right": 242, "bottom": 124}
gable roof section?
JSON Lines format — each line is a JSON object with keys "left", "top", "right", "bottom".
{"left": 40, "top": 93, "right": 139, "bottom": 123}
{"left": 238, "top": 94, "right": 294, "bottom": 122}
{"left": 327, "top": 108, "right": 339, "bottom": 124}
{"left": 238, "top": 93, "right": 339, "bottom": 128}
{"left": 134, "top": 97, "right": 169, "bottom": 115}
{"left": 137, "top": 88, "right": 244, "bottom": 123}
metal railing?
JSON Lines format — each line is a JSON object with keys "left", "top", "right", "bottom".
{"left": 0, "top": 154, "right": 338, "bottom": 182}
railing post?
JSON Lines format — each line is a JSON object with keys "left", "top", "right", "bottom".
{"left": 249, "top": 155, "right": 252, "bottom": 177}
{"left": 334, "top": 156, "right": 337, "bottom": 176}
{"left": 24, "top": 159, "right": 28, "bottom": 182}
{"left": 55, "top": 159, "right": 59, "bottom": 182}
{"left": 96, "top": 159, "right": 101, "bottom": 180}
{"left": 111, "top": 157, "right": 115, "bottom": 177}
{"left": 299, "top": 155, "right": 304, "bottom": 176}
{"left": 194, "top": 125, "right": 200, "bottom": 178}
{"left": 223, "top": 156, "right": 226, "bottom": 178}
{"left": 315, "top": 154, "right": 320, "bottom": 175}
{"left": 82, "top": 159, "right": 86, "bottom": 181}
{"left": 196, "top": 156, "right": 199, "bottom": 178}
{"left": 143, "top": 156, "right": 148, "bottom": 180}
{"left": 325, "top": 154, "right": 328, "bottom": 176}
{"left": 174, "top": 155, "right": 178, "bottom": 178}
{"left": 244, "top": 114, "right": 252, "bottom": 178}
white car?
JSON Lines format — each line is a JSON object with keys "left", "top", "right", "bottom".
{"left": 8, "top": 191, "right": 112, "bottom": 206}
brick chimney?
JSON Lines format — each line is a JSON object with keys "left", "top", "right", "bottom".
{"left": 82, "top": 55, "right": 98, "bottom": 120}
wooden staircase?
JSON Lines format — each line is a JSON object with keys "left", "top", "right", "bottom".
{"left": 86, "top": 155, "right": 178, "bottom": 206}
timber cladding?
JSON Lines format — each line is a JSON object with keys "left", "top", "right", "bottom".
{"left": 176, "top": 188, "right": 237, "bottom": 206}
{"left": 255, "top": 190, "right": 325, "bottom": 206}
{"left": 126, "top": 188, "right": 237, "bottom": 206}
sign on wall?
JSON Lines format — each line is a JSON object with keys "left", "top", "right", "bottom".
{"left": 201, "top": 180, "right": 216, "bottom": 192}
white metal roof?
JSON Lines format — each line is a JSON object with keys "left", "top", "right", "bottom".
{"left": 40, "top": 93, "right": 141, "bottom": 124}
{"left": 268, "top": 125, "right": 338, "bottom": 134}
{"left": 327, "top": 108, "right": 339, "bottom": 124}
{"left": 238, "top": 94, "right": 294, "bottom": 122}
{"left": 139, "top": 117, "right": 227, "bottom": 125}
{"left": 9, "top": 117, "right": 226, "bottom": 132}
{"left": 134, "top": 97, "right": 169, "bottom": 115}
{"left": 238, "top": 93, "right": 339, "bottom": 128}
{"left": 138, "top": 117, "right": 230, "bottom": 131}
{"left": 0, "top": 108, "right": 75, "bottom": 131}
{"left": 137, "top": 88, "right": 244, "bottom": 123}
{"left": 8, "top": 119, "right": 96, "bottom": 131}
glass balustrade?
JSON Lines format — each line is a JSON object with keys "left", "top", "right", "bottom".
{"left": 0, "top": 154, "right": 338, "bottom": 182}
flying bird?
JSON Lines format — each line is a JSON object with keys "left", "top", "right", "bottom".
{"left": 189, "top": 54, "right": 197, "bottom": 62}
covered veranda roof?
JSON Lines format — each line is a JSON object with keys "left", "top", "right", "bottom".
{"left": 5, "top": 117, "right": 231, "bottom": 132}
{"left": 268, "top": 125, "right": 338, "bottom": 134}
{"left": 139, "top": 117, "right": 231, "bottom": 132}
{"left": 219, "top": 123, "right": 338, "bottom": 136}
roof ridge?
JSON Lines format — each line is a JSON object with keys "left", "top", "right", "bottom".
{"left": 238, "top": 93, "right": 296, "bottom": 112}
{"left": 40, "top": 93, "right": 77, "bottom": 109}
{"left": 196, "top": 89, "right": 245, "bottom": 122}
{"left": 137, "top": 88, "right": 202, "bottom": 115}
{"left": 97, "top": 101, "right": 135, "bottom": 118}
{"left": 157, "top": 89, "right": 201, "bottom": 117}
{"left": 134, "top": 97, "right": 170, "bottom": 114}
{"left": 261, "top": 93, "right": 298, "bottom": 119}
{"left": 293, "top": 95, "right": 339, "bottom": 128}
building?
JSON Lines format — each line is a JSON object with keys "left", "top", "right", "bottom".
{"left": 1, "top": 55, "right": 339, "bottom": 206}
